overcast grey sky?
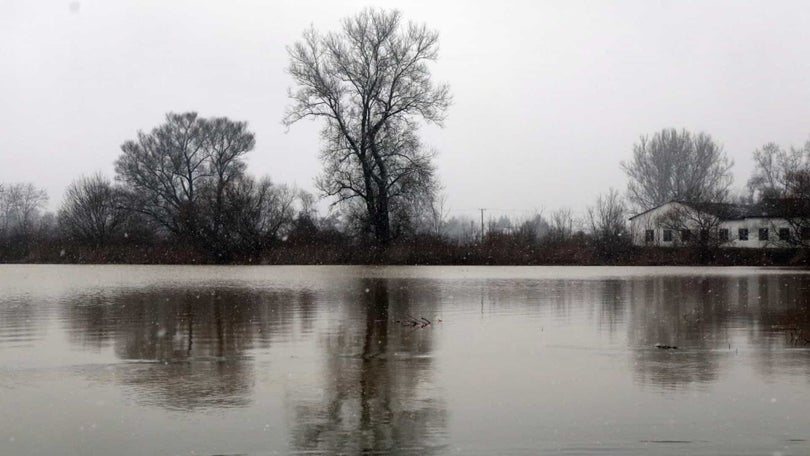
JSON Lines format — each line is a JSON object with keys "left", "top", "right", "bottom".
{"left": 2, "top": 0, "right": 810, "bottom": 219}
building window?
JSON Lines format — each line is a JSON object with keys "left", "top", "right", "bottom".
{"left": 738, "top": 228, "right": 748, "bottom": 241}
{"left": 663, "top": 230, "right": 672, "bottom": 242}
{"left": 719, "top": 229, "right": 729, "bottom": 241}
{"left": 759, "top": 228, "right": 769, "bottom": 241}
{"left": 645, "top": 229, "right": 654, "bottom": 242}
{"left": 681, "top": 229, "right": 691, "bottom": 242}
{"left": 779, "top": 228, "right": 790, "bottom": 241}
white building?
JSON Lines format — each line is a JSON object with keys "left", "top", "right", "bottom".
{"left": 629, "top": 200, "right": 808, "bottom": 248}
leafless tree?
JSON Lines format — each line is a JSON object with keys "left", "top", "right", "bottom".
{"left": 286, "top": 188, "right": 341, "bottom": 244}
{"left": 58, "top": 173, "right": 127, "bottom": 244}
{"left": 772, "top": 164, "right": 810, "bottom": 248}
{"left": 744, "top": 138, "right": 810, "bottom": 248}
{"left": 547, "top": 208, "right": 574, "bottom": 243}
{"left": 622, "top": 128, "right": 733, "bottom": 210}
{"left": 216, "top": 176, "right": 298, "bottom": 253}
{"left": 443, "top": 215, "right": 478, "bottom": 244}
{"left": 254, "top": 181, "right": 298, "bottom": 241}
{"left": 297, "top": 189, "right": 318, "bottom": 221}
{"left": 0, "top": 182, "right": 48, "bottom": 237}
{"left": 116, "top": 113, "right": 207, "bottom": 237}
{"left": 487, "top": 215, "right": 513, "bottom": 236}
{"left": 284, "top": 8, "right": 451, "bottom": 244}
{"left": 37, "top": 212, "right": 59, "bottom": 241}
{"left": 0, "top": 183, "right": 10, "bottom": 235}
{"left": 747, "top": 140, "right": 810, "bottom": 202}
{"left": 587, "top": 189, "right": 629, "bottom": 258}
{"left": 515, "top": 212, "right": 549, "bottom": 244}
{"left": 588, "top": 188, "right": 627, "bottom": 244}
{"left": 201, "top": 117, "right": 256, "bottom": 242}
{"left": 115, "top": 112, "right": 255, "bottom": 243}
{"left": 394, "top": 186, "right": 448, "bottom": 238}
{"left": 426, "top": 192, "right": 449, "bottom": 238}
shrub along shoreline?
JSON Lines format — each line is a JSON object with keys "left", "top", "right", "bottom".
{"left": 4, "top": 238, "right": 806, "bottom": 267}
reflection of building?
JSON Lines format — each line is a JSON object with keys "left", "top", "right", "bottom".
{"left": 625, "top": 276, "right": 728, "bottom": 387}
{"left": 624, "top": 273, "right": 810, "bottom": 389}
{"left": 629, "top": 200, "right": 808, "bottom": 248}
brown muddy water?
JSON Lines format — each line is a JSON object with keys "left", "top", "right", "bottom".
{"left": 1, "top": 265, "right": 810, "bottom": 455}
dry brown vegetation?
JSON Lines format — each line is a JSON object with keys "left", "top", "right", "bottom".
{"left": 5, "top": 233, "right": 806, "bottom": 267}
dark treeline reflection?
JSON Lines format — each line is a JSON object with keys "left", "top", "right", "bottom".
{"left": 39, "top": 271, "right": 810, "bottom": 437}
{"left": 288, "top": 278, "right": 447, "bottom": 454}
{"left": 625, "top": 274, "right": 810, "bottom": 389}
{"left": 59, "top": 277, "right": 448, "bottom": 450}
{"left": 64, "top": 287, "right": 304, "bottom": 410}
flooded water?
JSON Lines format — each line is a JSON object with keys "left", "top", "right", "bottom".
{"left": 1, "top": 265, "right": 810, "bottom": 455}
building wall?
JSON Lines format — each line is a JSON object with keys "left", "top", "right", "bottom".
{"left": 629, "top": 202, "right": 704, "bottom": 247}
{"left": 719, "top": 218, "right": 793, "bottom": 248}
{"left": 630, "top": 203, "right": 796, "bottom": 249}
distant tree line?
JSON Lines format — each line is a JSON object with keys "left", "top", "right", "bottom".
{"left": 1, "top": 9, "right": 809, "bottom": 264}
{"left": 1, "top": 128, "right": 808, "bottom": 265}
{"left": 4, "top": 121, "right": 810, "bottom": 264}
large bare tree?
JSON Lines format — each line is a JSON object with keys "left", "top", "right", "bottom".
{"left": 622, "top": 128, "right": 733, "bottom": 211}
{"left": 115, "top": 112, "right": 255, "bottom": 243}
{"left": 284, "top": 8, "right": 451, "bottom": 244}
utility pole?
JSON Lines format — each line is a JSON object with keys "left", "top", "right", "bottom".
{"left": 479, "top": 208, "right": 485, "bottom": 243}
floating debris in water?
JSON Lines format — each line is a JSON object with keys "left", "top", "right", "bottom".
{"left": 395, "top": 316, "right": 432, "bottom": 328}
{"left": 786, "top": 327, "right": 810, "bottom": 345}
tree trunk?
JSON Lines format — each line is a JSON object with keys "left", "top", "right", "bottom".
{"left": 378, "top": 209, "right": 391, "bottom": 246}
{"left": 373, "top": 186, "right": 391, "bottom": 245}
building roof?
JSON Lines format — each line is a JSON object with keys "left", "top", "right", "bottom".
{"left": 689, "top": 202, "right": 752, "bottom": 220}
{"left": 629, "top": 199, "right": 810, "bottom": 221}
{"left": 749, "top": 198, "right": 810, "bottom": 219}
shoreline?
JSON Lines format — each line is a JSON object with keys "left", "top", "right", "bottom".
{"left": 2, "top": 241, "right": 806, "bottom": 267}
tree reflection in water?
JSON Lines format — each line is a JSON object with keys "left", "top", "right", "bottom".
{"left": 749, "top": 275, "right": 810, "bottom": 380}
{"left": 288, "top": 278, "right": 447, "bottom": 454}
{"left": 64, "top": 287, "right": 301, "bottom": 410}
{"left": 48, "top": 268, "right": 810, "bottom": 450}
{"left": 61, "top": 277, "right": 448, "bottom": 451}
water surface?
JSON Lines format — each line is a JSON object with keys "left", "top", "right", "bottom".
{"left": 1, "top": 265, "right": 809, "bottom": 455}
